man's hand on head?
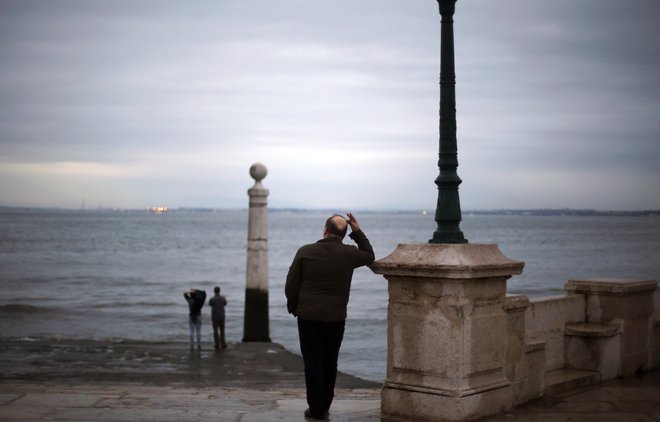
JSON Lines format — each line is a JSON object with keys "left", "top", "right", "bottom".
{"left": 346, "top": 212, "right": 360, "bottom": 232}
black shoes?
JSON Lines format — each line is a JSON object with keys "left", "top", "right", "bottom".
{"left": 304, "top": 408, "right": 328, "bottom": 420}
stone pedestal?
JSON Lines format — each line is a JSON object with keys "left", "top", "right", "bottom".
{"left": 242, "top": 163, "right": 270, "bottom": 342}
{"left": 371, "top": 243, "right": 524, "bottom": 421}
{"left": 565, "top": 278, "right": 658, "bottom": 377}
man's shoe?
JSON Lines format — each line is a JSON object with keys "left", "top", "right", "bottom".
{"left": 304, "top": 408, "right": 326, "bottom": 420}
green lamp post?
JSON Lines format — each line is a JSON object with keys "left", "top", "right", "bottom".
{"left": 430, "top": 0, "right": 468, "bottom": 244}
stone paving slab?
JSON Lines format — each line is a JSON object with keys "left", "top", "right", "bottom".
{"left": 0, "top": 384, "right": 381, "bottom": 422}
{"left": 481, "top": 369, "right": 660, "bottom": 421}
{"left": 1, "top": 338, "right": 659, "bottom": 421}
{"left": 2, "top": 375, "right": 660, "bottom": 422}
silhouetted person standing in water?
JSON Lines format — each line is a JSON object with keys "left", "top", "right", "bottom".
{"left": 209, "top": 286, "right": 228, "bottom": 350}
{"left": 184, "top": 288, "right": 206, "bottom": 350}
{"left": 285, "top": 213, "right": 375, "bottom": 421}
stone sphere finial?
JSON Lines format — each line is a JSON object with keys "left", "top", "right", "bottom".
{"left": 249, "top": 162, "right": 268, "bottom": 182}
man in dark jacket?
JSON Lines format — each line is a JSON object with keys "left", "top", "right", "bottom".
{"left": 209, "top": 286, "right": 228, "bottom": 350}
{"left": 184, "top": 288, "right": 206, "bottom": 350}
{"left": 285, "top": 212, "right": 375, "bottom": 421}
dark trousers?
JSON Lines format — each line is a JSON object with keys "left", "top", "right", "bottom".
{"left": 297, "top": 318, "right": 345, "bottom": 418}
{"left": 212, "top": 318, "right": 226, "bottom": 349}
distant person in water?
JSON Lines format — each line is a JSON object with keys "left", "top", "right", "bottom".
{"left": 183, "top": 288, "right": 206, "bottom": 350}
{"left": 209, "top": 286, "right": 228, "bottom": 350}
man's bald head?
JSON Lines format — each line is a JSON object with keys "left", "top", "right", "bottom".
{"left": 324, "top": 214, "right": 348, "bottom": 239}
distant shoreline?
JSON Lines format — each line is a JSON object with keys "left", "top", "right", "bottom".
{"left": 0, "top": 205, "right": 658, "bottom": 217}
{"left": 463, "top": 209, "right": 660, "bottom": 217}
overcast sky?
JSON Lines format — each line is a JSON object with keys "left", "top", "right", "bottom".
{"left": 1, "top": 0, "right": 658, "bottom": 210}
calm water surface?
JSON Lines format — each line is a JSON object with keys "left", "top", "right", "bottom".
{"left": 1, "top": 209, "right": 658, "bottom": 381}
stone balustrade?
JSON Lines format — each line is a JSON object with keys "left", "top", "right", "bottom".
{"left": 372, "top": 243, "right": 658, "bottom": 421}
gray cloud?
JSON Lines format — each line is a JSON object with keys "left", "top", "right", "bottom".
{"left": 0, "top": 0, "right": 658, "bottom": 210}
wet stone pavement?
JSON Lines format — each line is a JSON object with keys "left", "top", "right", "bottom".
{"left": 0, "top": 338, "right": 659, "bottom": 421}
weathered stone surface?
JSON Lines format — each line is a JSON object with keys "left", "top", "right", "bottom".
{"left": 564, "top": 321, "right": 622, "bottom": 379}
{"left": 565, "top": 323, "right": 619, "bottom": 337}
{"left": 0, "top": 384, "right": 381, "bottom": 422}
{"left": 544, "top": 368, "right": 600, "bottom": 396}
{"left": 372, "top": 243, "right": 524, "bottom": 279}
{"left": 244, "top": 163, "right": 270, "bottom": 342}
{"left": 505, "top": 294, "right": 546, "bottom": 405}
{"left": 481, "top": 369, "right": 660, "bottom": 421}
{"left": 1, "top": 367, "right": 659, "bottom": 421}
{"left": 525, "top": 295, "right": 584, "bottom": 372}
{"left": 566, "top": 278, "right": 658, "bottom": 377}
{"left": 372, "top": 243, "right": 524, "bottom": 421}
{"left": 381, "top": 383, "right": 512, "bottom": 422}
{"left": 566, "top": 278, "right": 656, "bottom": 322}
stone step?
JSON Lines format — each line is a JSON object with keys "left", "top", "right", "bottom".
{"left": 544, "top": 368, "right": 600, "bottom": 396}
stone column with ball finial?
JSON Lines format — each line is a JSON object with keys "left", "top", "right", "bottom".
{"left": 242, "top": 163, "right": 271, "bottom": 342}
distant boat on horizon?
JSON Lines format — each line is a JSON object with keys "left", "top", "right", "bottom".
{"left": 148, "top": 206, "right": 168, "bottom": 214}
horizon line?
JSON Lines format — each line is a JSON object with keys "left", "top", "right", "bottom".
{"left": 1, "top": 205, "right": 658, "bottom": 215}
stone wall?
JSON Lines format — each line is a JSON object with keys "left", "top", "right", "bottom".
{"left": 508, "top": 279, "right": 658, "bottom": 408}
{"left": 505, "top": 278, "right": 659, "bottom": 395}
{"left": 373, "top": 242, "right": 658, "bottom": 421}
{"left": 524, "top": 295, "right": 585, "bottom": 372}
{"left": 517, "top": 279, "right": 658, "bottom": 382}
{"left": 565, "top": 278, "right": 657, "bottom": 377}
{"left": 488, "top": 278, "right": 658, "bottom": 415}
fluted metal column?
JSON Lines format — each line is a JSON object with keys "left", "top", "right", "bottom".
{"left": 430, "top": 0, "right": 467, "bottom": 244}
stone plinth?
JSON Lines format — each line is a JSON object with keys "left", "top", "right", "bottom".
{"left": 371, "top": 243, "right": 524, "bottom": 421}
{"left": 565, "top": 278, "right": 658, "bottom": 377}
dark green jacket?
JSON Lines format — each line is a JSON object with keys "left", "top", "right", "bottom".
{"left": 285, "top": 229, "right": 375, "bottom": 322}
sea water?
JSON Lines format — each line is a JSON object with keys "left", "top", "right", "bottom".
{"left": 0, "top": 209, "right": 658, "bottom": 381}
